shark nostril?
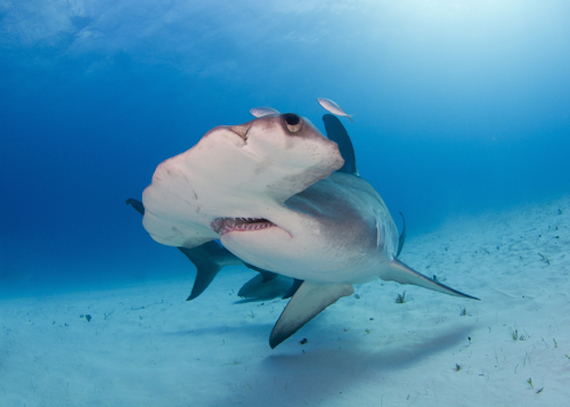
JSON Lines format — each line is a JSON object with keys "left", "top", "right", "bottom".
{"left": 283, "top": 113, "right": 302, "bottom": 133}
{"left": 230, "top": 123, "right": 252, "bottom": 141}
{"left": 284, "top": 113, "right": 300, "bottom": 125}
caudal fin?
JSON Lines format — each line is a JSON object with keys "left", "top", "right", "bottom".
{"left": 381, "top": 258, "right": 480, "bottom": 300}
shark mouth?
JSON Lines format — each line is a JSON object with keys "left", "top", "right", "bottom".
{"left": 211, "top": 217, "right": 276, "bottom": 236}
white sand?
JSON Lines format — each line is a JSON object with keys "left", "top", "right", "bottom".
{"left": 2, "top": 197, "right": 569, "bottom": 406}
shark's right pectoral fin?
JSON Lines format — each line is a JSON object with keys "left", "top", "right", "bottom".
{"left": 179, "top": 242, "right": 243, "bottom": 301}
{"left": 269, "top": 281, "right": 354, "bottom": 348}
{"left": 381, "top": 258, "right": 480, "bottom": 300}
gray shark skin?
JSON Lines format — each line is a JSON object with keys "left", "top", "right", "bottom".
{"left": 322, "top": 114, "right": 406, "bottom": 257}
{"left": 140, "top": 113, "right": 479, "bottom": 348}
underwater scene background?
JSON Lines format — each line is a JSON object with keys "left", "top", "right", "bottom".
{"left": 2, "top": 2, "right": 570, "bottom": 406}
{"left": 2, "top": 0, "right": 569, "bottom": 295}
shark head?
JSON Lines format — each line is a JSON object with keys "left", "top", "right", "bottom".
{"left": 141, "top": 113, "right": 344, "bottom": 249}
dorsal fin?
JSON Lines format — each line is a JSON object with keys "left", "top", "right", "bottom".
{"left": 322, "top": 114, "right": 358, "bottom": 175}
{"left": 126, "top": 198, "right": 145, "bottom": 215}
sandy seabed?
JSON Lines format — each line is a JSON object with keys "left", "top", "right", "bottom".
{"left": 2, "top": 197, "right": 570, "bottom": 407}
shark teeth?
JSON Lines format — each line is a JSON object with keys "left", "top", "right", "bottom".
{"left": 211, "top": 217, "right": 276, "bottom": 235}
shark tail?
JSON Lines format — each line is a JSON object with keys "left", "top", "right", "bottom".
{"left": 269, "top": 281, "right": 354, "bottom": 348}
{"left": 381, "top": 258, "right": 480, "bottom": 300}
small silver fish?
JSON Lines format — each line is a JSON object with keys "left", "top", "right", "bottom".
{"left": 249, "top": 106, "right": 280, "bottom": 118}
{"left": 317, "top": 98, "right": 353, "bottom": 122}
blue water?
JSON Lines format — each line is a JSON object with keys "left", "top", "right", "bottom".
{"left": 1, "top": 1, "right": 569, "bottom": 295}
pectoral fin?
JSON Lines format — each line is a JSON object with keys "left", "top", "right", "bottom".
{"left": 179, "top": 242, "right": 244, "bottom": 300}
{"left": 269, "top": 281, "right": 354, "bottom": 348}
{"left": 381, "top": 258, "right": 480, "bottom": 300}
{"left": 237, "top": 274, "right": 295, "bottom": 302}
{"left": 127, "top": 198, "right": 243, "bottom": 301}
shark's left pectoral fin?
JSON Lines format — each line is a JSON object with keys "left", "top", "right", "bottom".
{"left": 269, "top": 281, "right": 354, "bottom": 348}
{"left": 381, "top": 258, "right": 480, "bottom": 300}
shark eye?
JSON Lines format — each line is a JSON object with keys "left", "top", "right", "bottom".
{"left": 283, "top": 113, "right": 302, "bottom": 133}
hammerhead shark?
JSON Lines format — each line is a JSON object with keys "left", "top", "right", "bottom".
{"left": 132, "top": 112, "right": 478, "bottom": 348}
{"left": 127, "top": 115, "right": 402, "bottom": 302}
